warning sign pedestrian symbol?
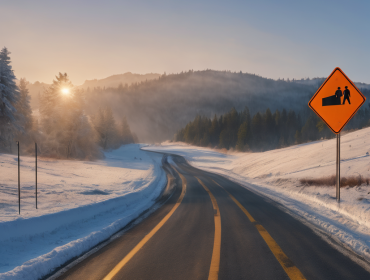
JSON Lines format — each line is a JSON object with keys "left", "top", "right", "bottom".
{"left": 308, "top": 67, "right": 366, "bottom": 134}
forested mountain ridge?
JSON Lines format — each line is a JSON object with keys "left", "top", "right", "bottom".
{"left": 83, "top": 70, "right": 370, "bottom": 143}
{"left": 24, "top": 70, "right": 370, "bottom": 144}
{"left": 78, "top": 72, "right": 161, "bottom": 91}
{"left": 25, "top": 72, "right": 161, "bottom": 110}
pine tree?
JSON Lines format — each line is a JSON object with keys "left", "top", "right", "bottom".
{"left": 209, "top": 115, "right": 220, "bottom": 146}
{"left": 264, "top": 108, "right": 275, "bottom": 148}
{"left": 91, "top": 108, "right": 105, "bottom": 147}
{"left": 273, "top": 109, "right": 281, "bottom": 146}
{"left": 0, "top": 47, "right": 20, "bottom": 152}
{"left": 39, "top": 73, "right": 101, "bottom": 159}
{"left": 192, "top": 115, "right": 203, "bottom": 145}
{"left": 219, "top": 129, "right": 230, "bottom": 149}
{"left": 301, "top": 115, "right": 319, "bottom": 142}
{"left": 184, "top": 117, "right": 197, "bottom": 143}
{"left": 287, "top": 110, "right": 298, "bottom": 145}
{"left": 200, "top": 131, "right": 210, "bottom": 147}
{"left": 0, "top": 47, "right": 19, "bottom": 121}
{"left": 12, "top": 78, "right": 36, "bottom": 152}
{"left": 102, "top": 107, "right": 118, "bottom": 149}
{"left": 175, "top": 128, "right": 185, "bottom": 142}
{"left": 279, "top": 109, "right": 288, "bottom": 146}
{"left": 121, "top": 116, "right": 134, "bottom": 144}
{"left": 236, "top": 121, "right": 248, "bottom": 151}
{"left": 252, "top": 112, "right": 263, "bottom": 150}
{"left": 39, "top": 73, "right": 70, "bottom": 135}
{"left": 16, "top": 78, "right": 33, "bottom": 132}
{"left": 295, "top": 130, "right": 302, "bottom": 144}
{"left": 316, "top": 119, "right": 332, "bottom": 139}
{"left": 225, "top": 107, "right": 239, "bottom": 148}
{"left": 92, "top": 107, "right": 120, "bottom": 149}
{"left": 241, "top": 107, "right": 252, "bottom": 147}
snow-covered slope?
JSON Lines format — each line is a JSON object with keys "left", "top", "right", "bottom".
{"left": 0, "top": 144, "right": 166, "bottom": 280}
{"left": 145, "top": 127, "right": 370, "bottom": 263}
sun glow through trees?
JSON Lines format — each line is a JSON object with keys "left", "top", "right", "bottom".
{"left": 61, "top": 88, "right": 70, "bottom": 95}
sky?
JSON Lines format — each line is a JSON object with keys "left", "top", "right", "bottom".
{"left": 1, "top": 0, "right": 370, "bottom": 85}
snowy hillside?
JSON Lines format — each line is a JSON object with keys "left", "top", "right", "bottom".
{"left": 145, "top": 127, "right": 370, "bottom": 263}
{"left": 0, "top": 144, "right": 166, "bottom": 279}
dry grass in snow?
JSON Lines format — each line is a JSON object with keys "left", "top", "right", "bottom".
{"left": 300, "top": 175, "right": 370, "bottom": 187}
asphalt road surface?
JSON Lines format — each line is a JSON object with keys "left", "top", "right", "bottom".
{"left": 53, "top": 154, "right": 370, "bottom": 280}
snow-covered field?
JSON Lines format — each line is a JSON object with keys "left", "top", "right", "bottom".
{"left": 0, "top": 144, "right": 166, "bottom": 280}
{"left": 145, "top": 127, "right": 370, "bottom": 264}
{"left": 2, "top": 128, "right": 370, "bottom": 279}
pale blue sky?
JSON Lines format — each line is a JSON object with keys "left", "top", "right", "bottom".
{"left": 1, "top": 0, "right": 369, "bottom": 84}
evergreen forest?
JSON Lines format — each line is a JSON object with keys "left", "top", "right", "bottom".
{"left": 0, "top": 47, "right": 136, "bottom": 159}
{"left": 174, "top": 105, "right": 370, "bottom": 152}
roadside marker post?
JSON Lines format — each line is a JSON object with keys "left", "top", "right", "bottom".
{"left": 16, "top": 141, "right": 20, "bottom": 214}
{"left": 308, "top": 67, "right": 366, "bottom": 202}
{"left": 35, "top": 142, "right": 38, "bottom": 209}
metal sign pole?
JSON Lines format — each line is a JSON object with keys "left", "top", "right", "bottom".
{"left": 35, "top": 142, "right": 37, "bottom": 209}
{"left": 17, "top": 141, "right": 20, "bottom": 214}
{"left": 336, "top": 133, "right": 340, "bottom": 202}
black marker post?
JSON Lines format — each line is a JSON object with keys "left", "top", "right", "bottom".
{"left": 16, "top": 141, "right": 20, "bottom": 214}
{"left": 35, "top": 142, "right": 37, "bottom": 209}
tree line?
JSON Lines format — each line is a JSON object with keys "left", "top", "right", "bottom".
{"left": 0, "top": 47, "right": 136, "bottom": 159}
{"left": 80, "top": 69, "right": 321, "bottom": 143}
{"left": 174, "top": 105, "right": 370, "bottom": 152}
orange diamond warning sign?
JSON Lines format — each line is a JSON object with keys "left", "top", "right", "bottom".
{"left": 308, "top": 67, "right": 366, "bottom": 134}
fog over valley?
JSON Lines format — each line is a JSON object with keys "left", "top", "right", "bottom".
{"left": 26, "top": 70, "right": 370, "bottom": 143}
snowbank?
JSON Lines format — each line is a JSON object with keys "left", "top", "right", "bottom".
{"left": 144, "top": 128, "right": 370, "bottom": 262}
{"left": 0, "top": 144, "right": 166, "bottom": 280}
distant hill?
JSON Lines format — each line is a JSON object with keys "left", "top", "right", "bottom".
{"left": 77, "top": 72, "right": 161, "bottom": 91}
{"left": 24, "top": 70, "right": 370, "bottom": 143}
{"left": 26, "top": 72, "right": 161, "bottom": 110}
{"left": 83, "top": 70, "right": 370, "bottom": 143}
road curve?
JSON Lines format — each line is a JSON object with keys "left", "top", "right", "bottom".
{"left": 53, "top": 154, "right": 370, "bottom": 280}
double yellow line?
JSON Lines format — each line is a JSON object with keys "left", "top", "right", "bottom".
{"left": 196, "top": 177, "right": 221, "bottom": 280}
{"left": 103, "top": 167, "right": 187, "bottom": 280}
{"left": 104, "top": 167, "right": 305, "bottom": 280}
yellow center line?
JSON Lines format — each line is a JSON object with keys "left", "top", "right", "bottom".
{"left": 212, "top": 179, "right": 306, "bottom": 280}
{"left": 103, "top": 166, "right": 187, "bottom": 280}
{"left": 196, "top": 177, "right": 221, "bottom": 280}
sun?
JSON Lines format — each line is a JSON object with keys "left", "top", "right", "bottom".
{"left": 61, "top": 88, "right": 70, "bottom": 95}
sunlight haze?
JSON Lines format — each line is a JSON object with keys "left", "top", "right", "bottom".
{"left": 3, "top": 1, "right": 370, "bottom": 279}
{"left": 1, "top": 0, "right": 370, "bottom": 84}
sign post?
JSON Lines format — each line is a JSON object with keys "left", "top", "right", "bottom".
{"left": 336, "top": 134, "right": 340, "bottom": 202}
{"left": 17, "top": 141, "right": 20, "bottom": 214}
{"left": 309, "top": 67, "right": 366, "bottom": 202}
{"left": 35, "top": 142, "right": 38, "bottom": 209}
